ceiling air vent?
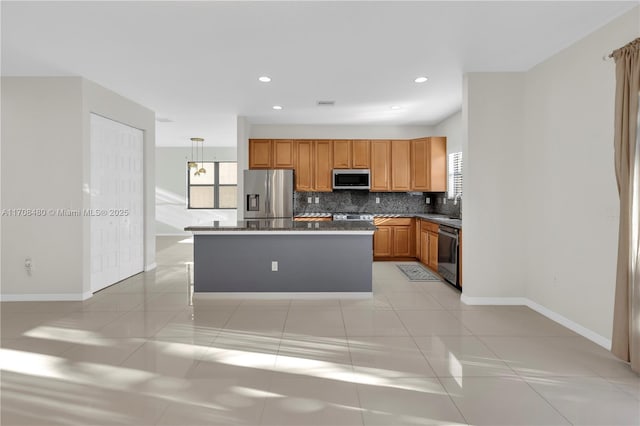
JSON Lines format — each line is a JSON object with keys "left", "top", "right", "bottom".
{"left": 316, "top": 100, "right": 335, "bottom": 106}
{"left": 156, "top": 117, "right": 174, "bottom": 123}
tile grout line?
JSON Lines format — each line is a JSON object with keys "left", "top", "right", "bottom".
{"left": 393, "top": 300, "right": 471, "bottom": 425}
{"left": 340, "top": 301, "right": 367, "bottom": 426}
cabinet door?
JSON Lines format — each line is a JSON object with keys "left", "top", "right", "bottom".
{"left": 415, "top": 220, "right": 422, "bottom": 260}
{"left": 314, "top": 140, "right": 333, "bottom": 192}
{"left": 352, "top": 140, "right": 370, "bottom": 169}
{"left": 249, "top": 139, "right": 272, "bottom": 169}
{"left": 370, "top": 140, "right": 391, "bottom": 191}
{"left": 428, "top": 231, "right": 439, "bottom": 270}
{"left": 391, "top": 140, "right": 411, "bottom": 191}
{"left": 373, "top": 226, "right": 392, "bottom": 257}
{"left": 429, "top": 137, "right": 447, "bottom": 191}
{"left": 273, "top": 139, "right": 295, "bottom": 169}
{"left": 333, "top": 140, "right": 351, "bottom": 169}
{"left": 393, "top": 225, "right": 412, "bottom": 257}
{"left": 411, "top": 138, "right": 429, "bottom": 191}
{"left": 420, "top": 230, "right": 429, "bottom": 264}
{"left": 295, "top": 141, "right": 314, "bottom": 192}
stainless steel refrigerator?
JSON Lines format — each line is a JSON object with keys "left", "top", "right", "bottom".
{"left": 243, "top": 170, "right": 294, "bottom": 219}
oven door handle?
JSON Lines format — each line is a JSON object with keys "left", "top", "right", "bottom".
{"left": 438, "top": 229, "right": 458, "bottom": 240}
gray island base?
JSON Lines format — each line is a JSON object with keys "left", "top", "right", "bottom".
{"left": 185, "top": 220, "right": 375, "bottom": 295}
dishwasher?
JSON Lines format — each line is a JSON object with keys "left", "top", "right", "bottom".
{"left": 437, "top": 225, "right": 460, "bottom": 289}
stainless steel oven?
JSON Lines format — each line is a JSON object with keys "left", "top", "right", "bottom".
{"left": 438, "top": 225, "right": 460, "bottom": 289}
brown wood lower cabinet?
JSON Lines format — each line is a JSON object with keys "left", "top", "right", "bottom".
{"left": 373, "top": 226, "right": 392, "bottom": 257}
{"left": 373, "top": 218, "right": 415, "bottom": 259}
{"left": 427, "top": 230, "right": 438, "bottom": 270}
{"left": 416, "top": 219, "right": 439, "bottom": 271}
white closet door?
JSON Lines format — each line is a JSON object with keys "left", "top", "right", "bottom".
{"left": 90, "top": 114, "right": 144, "bottom": 293}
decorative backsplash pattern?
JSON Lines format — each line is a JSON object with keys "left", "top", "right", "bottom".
{"left": 294, "top": 191, "right": 461, "bottom": 218}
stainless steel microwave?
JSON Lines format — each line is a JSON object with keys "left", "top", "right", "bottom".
{"left": 332, "top": 169, "right": 370, "bottom": 190}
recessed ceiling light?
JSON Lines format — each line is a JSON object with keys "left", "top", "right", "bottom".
{"left": 390, "top": 105, "right": 401, "bottom": 110}
{"left": 258, "top": 76, "right": 271, "bottom": 83}
{"left": 414, "top": 76, "right": 428, "bottom": 83}
{"left": 272, "top": 105, "right": 283, "bottom": 110}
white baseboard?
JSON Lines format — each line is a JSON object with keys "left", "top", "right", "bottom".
{"left": 461, "top": 294, "right": 612, "bottom": 350}
{"left": 194, "top": 292, "right": 372, "bottom": 299}
{"left": 145, "top": 262, "right": 157, "bottom": 271}
{"left": 460, "top": 295, "right": 529, "bottom": 305}
{"left": 0, "top": 291, "right": 93, "bottom": 302}
{"left": 156, "top": 233, "right": 190, "bottom": 237}
{"left": 525, "top": 299, "right": 612, "bottom": 350}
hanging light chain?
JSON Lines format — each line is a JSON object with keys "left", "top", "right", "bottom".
{"left": 190, "top": 137, "right": 205, "bottom": 175}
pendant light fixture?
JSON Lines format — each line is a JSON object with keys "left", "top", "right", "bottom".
{"left": 189, "top": 137, "right": 206, "bottom": 176}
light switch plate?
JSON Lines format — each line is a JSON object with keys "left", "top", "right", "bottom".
{"left": 271, "top": 261, "right": 278, "bottom": 271}
{"left": 375, "top": 197, "right": 380, "bottom": 204}
{"left": 426, "top": 197, "right": 430, "bottom": 204}
{"left": 314, "top": 196, "right": 319, "bottom": 204}
{"left": 307, "top": 197, "right": 312, "bottom": 203}
{"left": 443, "top": 198, "right": 447, "bottom": 205}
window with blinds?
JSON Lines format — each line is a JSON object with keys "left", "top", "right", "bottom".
{"left": 447, "top": 152, "right": 463, "bottom": 200}
{"left": 187, "top": 161, "right": 237, "bottom": 209}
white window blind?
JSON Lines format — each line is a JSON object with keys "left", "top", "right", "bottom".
{"left": 448, "top": 152, "right": 463, "bottom": 200}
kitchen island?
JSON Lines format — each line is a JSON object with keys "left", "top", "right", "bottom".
{"left": 185, "top": 219, "right": 376, "bottom": 294}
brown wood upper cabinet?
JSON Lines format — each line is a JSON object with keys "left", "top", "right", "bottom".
{"left": 250, "top": 137, "right": 447, "bottom": 192}
{"left": 391, "top": 140, "right": 411, "bottom": 191}
{"left": 248, "top": 139, "right": 295, "bottom": 169}
{"left": 248, "top": 139, "right": 272, "bottom": 169}
{"left": 352, "top": 140, "right": 370, "bottom": 169}
{"left": 411, "top": 137, "right": 447, "bottom": 191}
{"left": 371, "top": 140, "right": 415, "bottom": 192}
{"left": 333, "top": 140, "right": 370, "bottom": 169}
{"left": 314, "top": 140, "right": 333, "bottom": 191}
{"left": 370, "top": 140, "right": 391, "bottom": 191}
{"left": 272, "top": 139, "right": 296, "bottom": 169}
{"left": 294, "top": 140, "right": 333, "bottom": 192}
{"left": 332, "top": 140, "right": 352, "bottom": 169}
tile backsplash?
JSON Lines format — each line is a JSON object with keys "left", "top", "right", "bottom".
{"left": 294, "top": 191, "right": 461, "bottom": 218}
{"left": 430, "top": 193, "right": 462, "bottom": 218}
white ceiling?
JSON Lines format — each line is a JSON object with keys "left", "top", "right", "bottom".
{"left": 2, "top": 1, "right": 636, "bottom": 147}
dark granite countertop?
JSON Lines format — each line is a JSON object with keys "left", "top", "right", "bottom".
{"left": 293, "top": 212, "right": 462, "bottom": 229}
{"left": 413, "top": 214, "right": 462, "bottom": 229}
{"left": 185, "top": 219, "right": 376, "bottom": 232}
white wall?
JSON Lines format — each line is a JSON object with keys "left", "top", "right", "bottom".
{"left": 1, "top": 77, "right": 84, "bottom": 299}
{"left": 82, "top": 79, "right": 157, "bottom": 277}
{"left": 156, "top": 146, "right": 237, "bottom": 235}
{"left": 461, "top": 6, "right": 639, "bottom": 347}
{"left": 250, "top": 124, "right": 435, "bottom": 140}
{"left": 1, "top": 77, "right": 156, "bottom": 300}
{"left": 435, "top": 110, "right": 463, "bottom": 155}
{"left": 236, "top": 117, "right": 251, "bottom": 220}
{"left": 462, "top": 73, "right": 527, "bottom": 299}
{"left": 522, "top": 6, "right": 639, "bottom": 341}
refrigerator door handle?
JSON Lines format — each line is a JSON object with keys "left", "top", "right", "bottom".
{"left": 265, "top": 171, "right": 271, "bottom": 215}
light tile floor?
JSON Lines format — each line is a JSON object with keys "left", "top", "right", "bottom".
{"left": 1, "top": 236, "right": 638, "bottom": 425}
